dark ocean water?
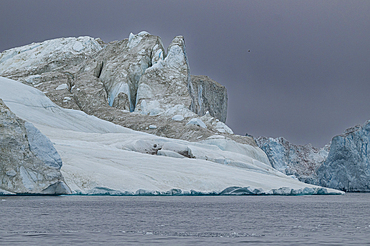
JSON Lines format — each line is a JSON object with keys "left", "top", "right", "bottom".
{"left": 0, "top": 193, "right": 369, "bottom": 245}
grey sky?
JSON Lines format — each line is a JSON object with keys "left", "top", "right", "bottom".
{"left": 1, "top": 0, "right": 370, "bottom": 147}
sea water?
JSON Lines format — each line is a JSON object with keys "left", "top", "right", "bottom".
{"left": 0, "top": 193, "right": 369, "bottom": 245}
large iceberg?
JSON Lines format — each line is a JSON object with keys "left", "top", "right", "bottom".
{"left": 0, "top": 77, "right": 343, "bottom": 195}
{"left": 0, "top": 32, "right": 349, "bottom": 195}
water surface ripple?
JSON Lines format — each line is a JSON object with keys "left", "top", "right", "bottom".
{"left": 0, "top": 193, "right": 369, "bottom": 245}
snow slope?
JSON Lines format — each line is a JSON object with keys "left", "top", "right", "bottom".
{"left": 0, "top": 77, "right": 343, "bottom": 195}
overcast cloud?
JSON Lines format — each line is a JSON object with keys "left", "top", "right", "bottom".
{"left": 1, "top": 0, "right": 369, "bottom": 147}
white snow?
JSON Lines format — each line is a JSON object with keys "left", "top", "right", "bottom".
{"left": 136, "top": 99, "right": 164, "bottom": 116}
{"left": 165, "top": 43, "right": 186, "bottom": 69}
{"left": 148, "top": 125, "right": 157, "bottom": 129}
{"left": 56, "top": 84, "right": 68, "bottom": 90}
{"left": 127, "top": 31, "right": 150, "bottom": 49}
{"left": 25, "top": 75, "right": 41, "bottom": 84}
{"left": 187, "top": 118, "right": 207, "bottom": 129}
{"left": 172, "top": 115, "right": 184, "bottom": 121}
{"left": 72, "top": 41, "right": 84, "bottom": 52}
{"left": 0, "top": 77, "right": 344, "bottom": 195}
{"left": 6, "top": 169, "right": 17, "bottom": 177}
{"left": 0, "top": 37, "right": 102, "bottom": 75}
{"left": 157, "top": 150, "right": 184, "bottom": 158}
{"left": 163, "top": 104, "right": 196, "bottom": 118}
{"left": 214, "top": 121, "right": 234, "bottom": 134}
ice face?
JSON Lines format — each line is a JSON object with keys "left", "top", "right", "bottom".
{"left": 0, "top": 93, "right": 69, "bottom": 194}
{"left": 316, "top": 121, "right": 370, "bottom": 191}
{"left": 257, "top": 123, "right": 370, "bottom": 192}
{"left": 25, "top": 122, "right": 63, "bottom": 169}
{"left": 127, "top": 32, "right": 150, "bottom": 49}
{"left": 256, "top": 137, "right": 328, "bottom": 182}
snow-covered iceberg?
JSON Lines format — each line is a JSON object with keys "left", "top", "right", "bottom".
{"left": 0, "top": 77, "right": 343, "bottom": 195}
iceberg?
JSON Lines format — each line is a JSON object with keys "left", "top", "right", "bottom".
{"left": 0, "top": 77, "right": 343, "bottom": 195}
{"left": 256, "top": 124, "right": 370, "bottom": 192}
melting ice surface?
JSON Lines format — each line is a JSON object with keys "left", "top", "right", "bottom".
{"left": 0, "top": 77, "right": 344, "bottom": 195}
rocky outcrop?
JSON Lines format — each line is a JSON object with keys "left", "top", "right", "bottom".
{"left": 0, "top": 99, "right": 70, "bottom": 195}
{"left": 0, "top": 32, "right": 235, "bottom": 142}
{"left": 255, "top": 137, "right": 329, "bottom": 183}
{"left": 189, "top": 75, "right": 228, "bottom": 123}
{"left": 316, "top": 121, "right": 370, "bottom": 191}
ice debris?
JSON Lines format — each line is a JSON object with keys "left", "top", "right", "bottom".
{"left": 172, "top": 115, "right": 184, "bottom": 121}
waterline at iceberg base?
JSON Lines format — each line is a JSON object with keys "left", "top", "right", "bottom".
{"left": 72, "top": 186, "right": 341, "bottom": 196}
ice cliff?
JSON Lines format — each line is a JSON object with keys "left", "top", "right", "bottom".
{"left": 256, "top": 137, "right": 329, "bottom": 183}
{"left": 190, "top": 75, "right": 228, "bottom": 123}
{"left": 256, "top": 121, "right": 370, "bottom": 192}
{"left": 0, "top": 99, "right": 70, "bottom": 195}
{"left": 316, "top": 122, "right": 370, "bottom": 191}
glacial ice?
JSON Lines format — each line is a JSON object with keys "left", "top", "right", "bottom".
{"left": 316, "top": 121, "right": 370, "bottom": 191}
{"left": 19, "top": 166, "right": 36, "bottom": 191}
{"left": 157, "top": 149, "right": 185, "bottom": 159}
{"left": 213, "top": 120, "right": 234, "bottom": 134}
{"left": 163, "top": 104, "right": 196, "bottom": 118}
{"left": 24, "top": 122, "right": 63, "bottom": 169}
{"left": 0, "top": 32, "right": 229, "bottom": 137}
{"left": 256, "top": 136, "right": 328, "bottom": 182}
{"left": 0, "top": 36, "right": 102, "bottom": 76}
{"left": 55, "top": 84, "right": 68, "bottom": 90}
{"left": 127, "top": 31, "right": 150, "bottom": 49}
{"left": 187, "top": 118, "right": 207, "bottom": 128}
{"left": 0, "top": 77, "right": 344, "bottom": 195}
{"left": 0, "top": 97, "right": 69, "bottom": 194}
{"left": 257, "top": 125, "right": 370, "bottom": 192}
{"left": 165, "top": 43, "right": 187, "bottom": 69}
{"left": 72, "top": 41, "right": 84, "bottom": 52}
{"left": 172, "top": 115, "right": 184, "bottom": 121}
